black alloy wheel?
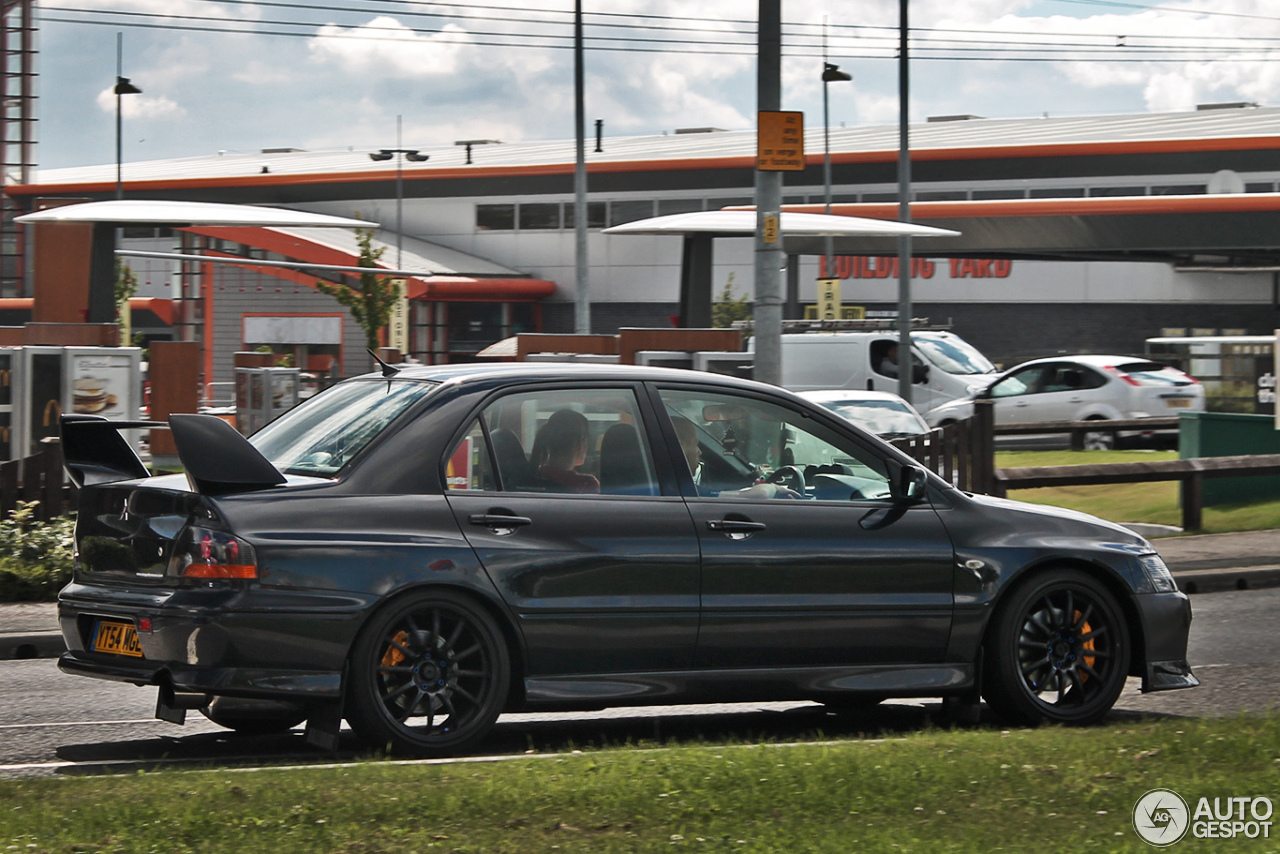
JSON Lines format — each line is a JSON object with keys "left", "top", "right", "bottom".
{"left": 983, "top": 569, "right": 1130, "bottom": 726}
{"left": 346, "top": 589, "right": 510, "bottom": 756}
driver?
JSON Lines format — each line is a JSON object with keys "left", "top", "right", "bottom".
{"left": 672, "top": 415, "right": 800, "bottom": 499}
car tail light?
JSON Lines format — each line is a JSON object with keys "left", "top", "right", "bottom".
{"left": 171, "top": 526, "right": 258, "bottom": 579}
{"left": 1104, "top": 366, "right": 1142, "bottom": 387}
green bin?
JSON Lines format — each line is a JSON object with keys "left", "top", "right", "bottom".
{"left": 1179, "top": 411, "right": 1280, "bottom": 505}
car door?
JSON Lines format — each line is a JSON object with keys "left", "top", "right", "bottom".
{"left": 443, "top": 384, "right": 701, "bottom": 677}
{"left": 987, "top": 364, "right": 1051, "bottom": 424}
{"left": 653, "top": 384, "right": 956, "bottom": 670}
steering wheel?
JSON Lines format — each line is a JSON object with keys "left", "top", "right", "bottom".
{"left": 767, "top": 464, "right": 807, "bottom": 496}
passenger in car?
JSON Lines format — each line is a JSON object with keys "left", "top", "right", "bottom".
{"left": 671, "top": 415, "right": 799, "bottom": 500}
{"left": 529, "top": 409, "right": 600, "bottom": 494}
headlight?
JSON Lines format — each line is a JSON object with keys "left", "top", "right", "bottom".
{"left": 1138, "top": 553, "right": 1177, "bottom": 593}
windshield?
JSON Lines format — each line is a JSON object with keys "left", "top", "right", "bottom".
{"left": 250, "top": 378, "right": 438, "bottom": 476}
{"left": 821, "top": 400, "right": 929, "bottom": 437}
{"left": 913, "top": 335, "right": 996, "bottom": 375}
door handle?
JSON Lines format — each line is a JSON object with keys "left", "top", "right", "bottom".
{"left": 707, "top": 519, "right": 766, "bottom": 532}
{"left": 468, "top": 513, "right": 532, "bottom": 535}
{"left": 707, "top": 518, "right": 766, "bottom": 540}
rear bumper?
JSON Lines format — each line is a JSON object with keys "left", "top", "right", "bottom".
{"left": 57, "top": 582, "right": 374, "bottom": 701}
{"left": 57, "top": 652, "right": 343, "bottom": 699}
{"left": 1134, "top": 590, "right": 1199, "bottom": 693}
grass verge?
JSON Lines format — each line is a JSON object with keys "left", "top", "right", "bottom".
{"left": 2, "top": 714, "right": 1277, "bottom": 853}
{"left": 994, "top": 450, "right": 1280, "bottom": 533}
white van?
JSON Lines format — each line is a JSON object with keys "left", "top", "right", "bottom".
{"left": 776, "top": 330, "right": 1000, "bottom": 426}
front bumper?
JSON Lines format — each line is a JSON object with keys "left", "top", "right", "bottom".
{"left": 57, "top": 581, "right": 374, "bottom": 701}
{"left": 1135, "top": 589, "right": 1199, "bottom": 693}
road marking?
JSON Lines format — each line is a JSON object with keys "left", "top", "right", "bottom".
{"left": 0, "top": 719, "right": 158, "bottom": 730}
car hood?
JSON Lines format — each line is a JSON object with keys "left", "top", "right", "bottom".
{"left": 964, "top": 491, "right": 1153, "bottom": 552}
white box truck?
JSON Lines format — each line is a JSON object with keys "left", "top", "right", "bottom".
{"left": 774, "top": 330, "right": 1000, "bottom": 426}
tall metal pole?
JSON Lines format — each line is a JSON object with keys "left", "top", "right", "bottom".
{"left": 896, "top": 0, "right": 913, "bottom": 404}
{"left": 753, "top": 0, "right": 783, "bottom": 386}
{"left": 823, "top": 19, "right": 833, "bottom": 273}
{"left": 573, "top": 0, "right": 590, "bottom": 334}
{"left": 395, "top": 115, "right": 404, "bottom": 271}
{"left": 115, "top": 32, "right": 123, "bottom": 200}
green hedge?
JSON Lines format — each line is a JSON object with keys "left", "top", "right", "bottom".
{"left": 0, "top": 502, "right": 74, "bottom": 602}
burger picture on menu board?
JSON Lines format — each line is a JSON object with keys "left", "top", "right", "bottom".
{"left": 73, "top": 376, "right": 118, "bottom": 414}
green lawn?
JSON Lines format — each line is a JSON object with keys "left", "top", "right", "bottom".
{"left": 2, "top": 714, "right": 1276, "bottom": 853}
{"left": 994, "top": 449, "right": 1280, "bottom": 533}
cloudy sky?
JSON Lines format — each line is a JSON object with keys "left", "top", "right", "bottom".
{"left": 32, "top": 0, "right": 1280, "bottom": 171}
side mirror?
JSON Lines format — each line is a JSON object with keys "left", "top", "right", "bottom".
{"left": 893, "top": 464, "right": 929, "bottom": 504}
{"left": 912, "top": 364, "right": 930, "bottom": 384}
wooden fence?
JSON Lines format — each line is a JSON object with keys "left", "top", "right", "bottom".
{"left": 890, "top": 400, "right": 998, "bottom": 494}
{"left": 0, "top": 437, "right": 73, "bottom": 522}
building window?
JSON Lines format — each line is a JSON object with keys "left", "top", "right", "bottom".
{"left": 609, "top": 200, "right": 655, "bottom": 227}
{"left": 564, "top": 201, "right": 607, "bottom": 229}
{"left": 1151, "top": 185, "right": 1205, "bottom": 195}
{"left": 518, "top": 203, "right": 561, "bottom": 230}
{"left": 917, "top": 190, "right": 967, "bottom": 201}
{"left": 658, "top": 198, "right": 703, "bottom": 215}
{"left": 1246, "top": 182, "right": 1274, "bottom": 193}
{"left": 476, "top": 204, "right": 516, "bottom": 230}
{"left": 1089, "top": 186, "right": 1147, "bottom": 196}
{"left": 1029, "top": 188, "right": 1086, "bottom": 198}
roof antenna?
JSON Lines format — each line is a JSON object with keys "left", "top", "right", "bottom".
{"left": 367, "top": 348, "right": 402, "bottom": 378}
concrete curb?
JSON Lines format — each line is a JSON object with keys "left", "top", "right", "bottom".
{"left": 0, "top": 632, "right": 66, "bottom": 661}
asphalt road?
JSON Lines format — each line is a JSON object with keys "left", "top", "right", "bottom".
{"left": 1, "top": 587, "right": 1275, "bottom": 779}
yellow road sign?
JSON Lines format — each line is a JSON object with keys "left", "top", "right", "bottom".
{"left": 757, "top": 111, "right": 805, "bottom": 171}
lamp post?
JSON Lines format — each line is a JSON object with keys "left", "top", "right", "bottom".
{"left": 369, "top": 115, "right": 429, "bottom": 270}
{"left": 821, "top": 61, "right": 851, "bottom": 277}
{"left": 114, "top": 32, "right": 142, "bottom": 200}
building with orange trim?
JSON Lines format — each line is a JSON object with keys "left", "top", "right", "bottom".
{"left": 9, "top": 103, "right": 1280, "bottom": 377}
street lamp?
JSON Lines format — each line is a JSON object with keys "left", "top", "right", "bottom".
{"left": 369, "top": 115, "right": 429, "bottom": 270}
{"left": 821, "top": 61, "right": 852, "bottom": 276}
{"left": 114, "top": 32, "right": 142, "bottom": 200}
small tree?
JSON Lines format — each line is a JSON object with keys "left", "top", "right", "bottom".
{"left": 712, "top": 273, "right": 752, "bottom": 328}
{"left": 315, "top": 228, "right": 400, "bottom": 353}
{"left": 115, "top": 260, "right": 138, "bottom": 320}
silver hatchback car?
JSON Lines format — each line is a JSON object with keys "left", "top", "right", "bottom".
{"left": 931, "top": 355, "right": 1204, "bottom": 448}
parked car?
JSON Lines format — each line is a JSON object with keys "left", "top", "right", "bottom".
{"left": 771, "top": 329, "right": 1001, "bottom": 426}
{"left": 797, "top": 389, "right": 931, "bottom": 439}
{"left": 929, "top": 355, "right": 1204, "bottom": 449}
{"left": 57, "top": 362, "right": 1196, "bottom": 757}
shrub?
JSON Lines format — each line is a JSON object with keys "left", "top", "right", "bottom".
{"left": 0, "top": 502, "right": 75, "bottom": 602}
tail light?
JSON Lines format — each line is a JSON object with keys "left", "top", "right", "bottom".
{"left": 1104, "top": 366, "right": 1141, "bottom": 387}
{"left": 170, "top": 526, "right": 258, "bottom": 579}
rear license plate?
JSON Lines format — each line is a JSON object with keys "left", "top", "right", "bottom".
{"left": 1165, "top": 398, "right": 1193, "bottom": 408}
{"left": 91, "top": 619, "right": 143, "bottom": 657}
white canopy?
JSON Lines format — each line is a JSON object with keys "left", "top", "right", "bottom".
{"left": 16, "top": 199, "right": 375, "bottom": 228}
{"left": 602, "top": 210, "right": 958, "bottom": 238}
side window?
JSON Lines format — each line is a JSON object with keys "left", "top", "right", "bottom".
{"left": 990, "top": 366, "right": 1044, "bottom": 398}
{"left": 658, "top": 388, "right": 892, "bottom": 501}
{"left": 445, "top": 420, "right": 494, "bottom": 492}
{"left": 478, "top": 388, "right": 659, "bottom": 496}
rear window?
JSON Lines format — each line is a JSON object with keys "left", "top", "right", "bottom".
{"left": 1114, "top": 362, "right": 1194, "bottom": 387}
{"left": 250, "top": 378, "right": 438, "bottom": 476}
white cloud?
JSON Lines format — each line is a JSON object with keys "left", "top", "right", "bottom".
{"left": 95, "top": 88, "right": 184, "bottom": 120}
{"left": 308, "top": 18, "right": 473, "bottom": 77}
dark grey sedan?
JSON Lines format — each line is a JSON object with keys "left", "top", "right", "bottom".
{"left": 57, "top": 363, "right": 1196, "bottom": 756}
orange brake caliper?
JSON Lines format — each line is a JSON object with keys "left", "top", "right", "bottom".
{"left": 1074, "top": 611, "right": 1096, "bottom": 680}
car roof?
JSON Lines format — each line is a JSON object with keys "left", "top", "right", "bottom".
{"left": 349, "top": 360, "right": 773, "bottom": 392}
{"left": 1006, "top": 354, "right": 1165, "bottom": 371}
{"left": 797, "top": 389, "right": 914, "bottom": 405}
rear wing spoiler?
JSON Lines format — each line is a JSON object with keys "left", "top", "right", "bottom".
{"left": 60, "top": 413, "right": 287, "bottom": 495}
